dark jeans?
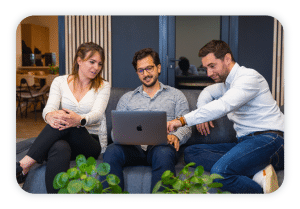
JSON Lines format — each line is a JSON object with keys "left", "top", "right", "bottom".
{"left": 26, "top": 124, "right": 101, "bottom": 193}
{"left": 184, "top": 133, "right": 284, "bottom": 194}
{"left": 100, "top": 144, "right": 178, "bottom": 192}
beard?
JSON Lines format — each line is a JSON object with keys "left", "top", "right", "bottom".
{"left": 213, "top": 65, "right": 230, "bottom": 83}
{"left": 141, "top": 75, "right": 159, "bottom": 87}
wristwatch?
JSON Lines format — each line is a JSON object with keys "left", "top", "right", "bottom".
{"left": 176, "top": 115, "right": 186, "bottom": 126}
{"left": 78, "top": 117, "right": 86, "bottom": 128}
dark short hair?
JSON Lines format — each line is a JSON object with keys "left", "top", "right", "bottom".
{"left": 132, "top": 48, "right": 161, "bottom": 71}
{"left": 178, "top": 57, "right": 190, "bottom": 73}
{"left": 198, "top": 40, "right": 235, "bottom": 62}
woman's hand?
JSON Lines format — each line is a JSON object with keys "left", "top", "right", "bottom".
{"left": 45, "top": 108, "right": 82, "bottom": 131}
{"left": 60, "top": 108, "right": 82, "bottom": 129}
{"left": 45, "top": 110, "right": 70, "bottom": 130}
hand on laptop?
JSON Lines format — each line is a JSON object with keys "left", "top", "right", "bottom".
{"left": 167, "top": 135, "right": 180, "bottom": 151}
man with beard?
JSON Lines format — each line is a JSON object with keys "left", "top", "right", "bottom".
{"left": 167, "top": 40, "right": 284, "bottom": 194}
{"left": 101, "top": 48, "right": 192, "bottom": 192}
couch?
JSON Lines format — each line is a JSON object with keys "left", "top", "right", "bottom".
{"left": 16, "top": 87, "right": 284, "bottom": 194}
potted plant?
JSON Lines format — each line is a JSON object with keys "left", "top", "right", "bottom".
{"left": 46, "top": 64, "right": 59, "bottom": 86}
{"left": 53, "top": 154, "right": 128, "bottom": 194}
{"left": 48, "top": 64, "right": 59, "bottom": 74}
{"left": 152, "top": 162, "right": 230, "bottom": 194}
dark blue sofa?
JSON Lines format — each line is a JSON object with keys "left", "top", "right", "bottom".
{"left": 16, "top": 87, "right": 284, "bottom": 193}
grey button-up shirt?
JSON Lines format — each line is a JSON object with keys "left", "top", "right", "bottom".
{"left": 114, "top": 82, "right": 192, "bottom": 150}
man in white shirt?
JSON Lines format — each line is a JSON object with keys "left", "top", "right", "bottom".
{"left": 167, "top": 40, "right": 284, "bottom": 194}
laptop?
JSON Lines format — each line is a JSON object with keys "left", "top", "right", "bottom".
{"left": 111, "top": 111, "right": 168, "bottom": 145}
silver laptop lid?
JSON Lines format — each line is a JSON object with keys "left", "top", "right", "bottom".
{"left": 111, "top": 111, "right": 167, "bottom": 145}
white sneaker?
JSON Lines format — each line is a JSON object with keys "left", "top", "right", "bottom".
{"left": 252, "top": 164, "right": 279, "bottom": 194}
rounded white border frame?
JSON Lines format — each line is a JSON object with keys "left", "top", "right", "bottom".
{"left": 7, "top": 7, "right": 293, "bottom": 202}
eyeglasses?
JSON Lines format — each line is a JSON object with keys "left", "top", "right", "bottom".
{"left": 137, "top": 65, "right": 155, "bottom": 75}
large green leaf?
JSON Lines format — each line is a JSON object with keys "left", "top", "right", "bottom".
{"left": 58, "top": 188, "right": 69, "bottom": 194}
{"left": 67, "top": 180, "right": 83, "bottom": 194}
{"left": 67, "top": 168, "right": 79, "bottom": 179}
{"left": 109, "top": 185, "right": 122, "bottom": 194}
{"left": 210, "top": 173, "right": 224, "bottom": 180}
{"left": 173, "top": 179, "right": 184, "bottom": 190}
{"left": 59, "top": 173, "right": 69, "bottom": 188}
{"left": 53, "top": 172, "right": 64, "bottom": 189}
{"left": 194, "top": 165, "right": 204, "bottom": 177}
{"left": 161, "top": 170, "right": 174, "bottom": 179}
{"left": 189, "top": 184, "right": 207, "bottom": 194}
{"left": 97, "top": 163, "right": 110, "bottom": 176}
{"left": 201, "top": 175, "right": 212, "bottom": 185}
{"left": 82, "top": 177, "right": 97, "bottom": 192}
{"left": 93, "top": 180, "right": 103, "bottom": 194}
{"left": 76, "top": 155, "right": 87, "bottom": 168}
{"left": 189, "top": 176, "right": 203, "bottom": 184}
{"left": 207, "top": 182, "right": 223, "bottom": 188}
{"left": 152, "top": 180, "right": 162, "bottom": 193}
{"left": 86, "top": 165, "right": 97, "bottom": 175}
{"left": 184, "top": 162, "right": 196, "bottom": 168}
{"left": 86, "top": 156, "right": 97, "bottom": 166}
{"left": 79, "top": 163, "right": 88, "bottom": 173}
{"left": 162, "top": 176, "right": 177, "bottom": 185}
{"left": 106, "top": 174, "right": 120, "bottom": 186}
{"left": 53, "top": 172, "right": 68, "bottom": 189}
{"left": 179, "top": 167, "right": 189, "bottom": 175}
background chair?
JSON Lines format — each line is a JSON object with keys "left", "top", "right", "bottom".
{"left": 16, "top": 75, "right": 49, "bottom": 120}
{"left": 28, "top": 71, "right": 46, "bottom": 89}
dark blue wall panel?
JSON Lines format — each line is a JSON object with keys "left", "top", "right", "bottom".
{"left": 111, "top": 16, "right": 159, "bottom": 88}
{"left": 58, "top": 16, "right": 65, "bottom": 75}
{"left": 238, "top": 16, "right": 274, "bottom": 88}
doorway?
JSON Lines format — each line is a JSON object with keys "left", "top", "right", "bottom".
{"left": 160, "top": 16, "right": 220, "bottom": 89}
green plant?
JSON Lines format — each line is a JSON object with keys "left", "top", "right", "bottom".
{"left": 152, "top": 162, "right": 230, "bottom": 194}
{"left": 53, "top": 154, "right": 128, "bottom": 194}
{"left": 48, "top": 64, "right": 59, "bottom": 74}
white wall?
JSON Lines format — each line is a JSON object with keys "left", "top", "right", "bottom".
{"left": 176, "top": 16, "right": 220, "bottom": 68}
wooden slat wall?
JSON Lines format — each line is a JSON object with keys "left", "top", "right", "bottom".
{"left": 272, "top": 19, "right": 284, "bottom": 106}
{"left": 64, "top": 16, "right": 112, "bottom": 84}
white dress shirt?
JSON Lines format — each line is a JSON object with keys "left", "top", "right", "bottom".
{"left": 184, "top": 63, "right": 284, "bottom": 138}
{"left": 42, "top": 75, "right": 111, "bottom": 153}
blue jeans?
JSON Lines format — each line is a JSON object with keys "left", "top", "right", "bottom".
{"left": 100, "top": 144, "right": 178, "bottom": 192}
{"left": 184, "top": 133, "right": 284, "bottom": 193}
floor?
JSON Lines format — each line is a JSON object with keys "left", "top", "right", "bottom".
{"left": 16, "top": 108, "right": 47, "bottom": 142}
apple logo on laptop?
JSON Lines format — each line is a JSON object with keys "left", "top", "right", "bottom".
{"left": 137, "top": 125, "right": 142, "bottom": 131}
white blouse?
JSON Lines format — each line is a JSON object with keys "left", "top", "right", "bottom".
{"left": 42, "top": 75, "right": 111, "bottom": 153}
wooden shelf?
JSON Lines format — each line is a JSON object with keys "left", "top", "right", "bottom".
{"left": 17, "top": 66, "right": 53, "bottom": 70}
